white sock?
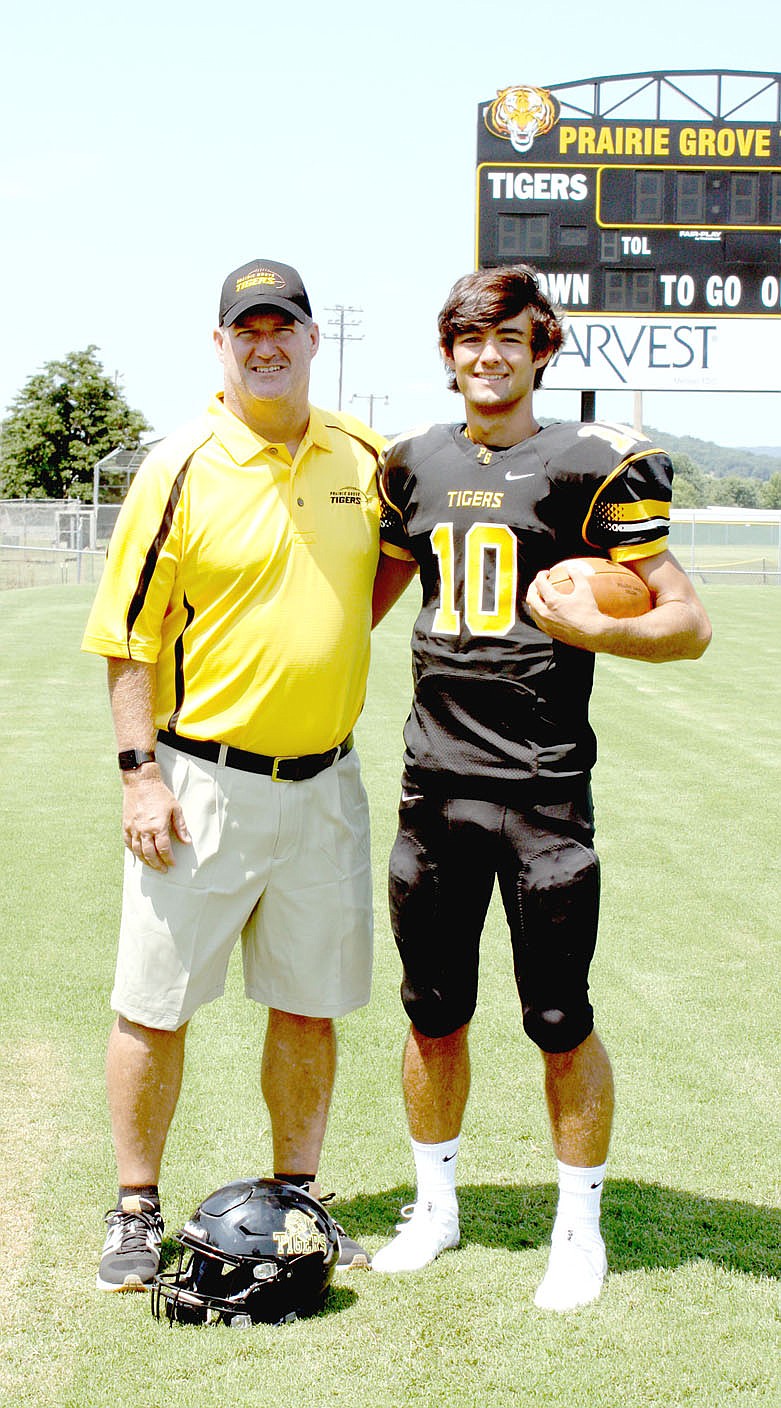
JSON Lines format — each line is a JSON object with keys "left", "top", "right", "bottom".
{"left": 552, "top": 1159, "right": 606, "bottom": 1238}
{"left": 411, "top": 1136, "right": 460, "bottom": 1213}
{"left": 534, "top": 1163, "right": 607, "bottom": 1309}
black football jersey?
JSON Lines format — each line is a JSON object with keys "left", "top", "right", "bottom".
{"left": 379, "top": 419, "right": 672, "bottom": 796}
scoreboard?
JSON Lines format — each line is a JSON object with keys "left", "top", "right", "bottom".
{"left": 475, "top": 72, "right": 781, "bottom": 392}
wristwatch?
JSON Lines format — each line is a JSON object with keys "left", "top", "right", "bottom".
{"left": 118, "top": 748, "right": 157, "bottom": 771}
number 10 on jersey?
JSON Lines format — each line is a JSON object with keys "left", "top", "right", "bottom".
{"left": 430, "top": 522, "right": 518, "bottom": 637}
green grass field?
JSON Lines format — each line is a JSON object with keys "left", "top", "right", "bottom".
{"left": 0, "top": 584, "right": 778, "bottom": 1408}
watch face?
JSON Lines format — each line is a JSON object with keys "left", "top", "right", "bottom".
{"left": 118, "top": 749, "right": 154, "bottom": 770}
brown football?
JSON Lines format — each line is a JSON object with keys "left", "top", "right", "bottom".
{"left": 547, "top": 557, "right": 652, "bottom": 618}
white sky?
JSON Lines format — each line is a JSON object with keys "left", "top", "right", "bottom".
{"left": 1, "top": 1, "right": 779, "bottom": 447}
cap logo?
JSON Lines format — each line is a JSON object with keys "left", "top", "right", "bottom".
{"left": 236, "top": 268, "right": 287, "bottom": 294}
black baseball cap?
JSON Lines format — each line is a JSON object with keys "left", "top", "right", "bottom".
{"left": 218, "top": 259, "right": 313, "bottom": 327}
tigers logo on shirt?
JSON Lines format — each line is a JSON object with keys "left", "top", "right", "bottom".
{"left": 330, "top": 486, "right": 367, "bottom": 506}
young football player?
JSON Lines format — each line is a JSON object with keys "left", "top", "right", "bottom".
{"left": 372, "top": 265, "right": 711, "bottom": 1309}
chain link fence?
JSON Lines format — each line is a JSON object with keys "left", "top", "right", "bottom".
{"left": 668, "top": 508, "right": 781, "bottom": 585}
{"left": 1, "top": 499, "right": 779, "bottom": 590}
{"left": 0, "top": 500, "right": 119, "bottom": 589}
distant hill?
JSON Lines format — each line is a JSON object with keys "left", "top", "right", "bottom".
{"left": 643, "top": 427, "right": 781, "bottom": 481}
{"left": 536, "top": 419, "right": 781, "bottom": 481}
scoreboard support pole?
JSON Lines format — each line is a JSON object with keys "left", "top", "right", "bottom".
{"left": 580, "top": 391, "right": 596, "bottom": 422}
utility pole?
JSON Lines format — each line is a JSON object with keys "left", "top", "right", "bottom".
{"left": 351, "top": 393, "right": 389, "bottom": 429}
{"left": 323, "top": 306, "right": 363, "bottom": 410}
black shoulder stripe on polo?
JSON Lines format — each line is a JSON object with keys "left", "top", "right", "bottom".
{"left": 167, "top": 592, "right": 196, "bottom": 733}
{"left": 125, "top": 453, "right": 196, "bottom": 647}
{"left": 322, "top": 420, "right": 381, "bottom": 463}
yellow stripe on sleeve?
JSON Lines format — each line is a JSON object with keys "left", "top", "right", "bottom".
{"left": 609, "top": 540, "right": 668, "bottom": 564}
{"left": 611, "top": 498, "right": 670, "bottom": 524}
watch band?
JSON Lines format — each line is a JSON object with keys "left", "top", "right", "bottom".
{"left": 118, "top": 748, "right": 157, "bottom": 772}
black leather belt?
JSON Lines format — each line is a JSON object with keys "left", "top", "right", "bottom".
{"left": 156, "top": 728, "right": 353, "bottom": 782}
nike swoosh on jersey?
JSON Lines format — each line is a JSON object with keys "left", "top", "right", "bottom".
{"left": 504, "top": 471, "right": 535, "bottom": 481}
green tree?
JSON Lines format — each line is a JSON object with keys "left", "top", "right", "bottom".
{"left": 705, "top": 474, "right": 761, "bottom": 508}
{"left": 731, "top": 478, "right": 761, "bottom": 508}
{"left": 670, "top": 452, "right": 708, "bottom": 507}
{"left": 0, "top": 347, "right": 151, "bottom": 500}
{"left": 671, "top": 477, "right": 700, "bottom": 509}
{"left": 760, "top": 472, "right": 781, "bottom": 509}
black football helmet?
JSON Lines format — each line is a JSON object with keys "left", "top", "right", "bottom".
{"left": 151, "top": 1178, "right": 340, "bottom": 1327}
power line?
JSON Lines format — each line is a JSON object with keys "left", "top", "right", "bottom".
{"left": 351, "top": 393, "right": 388, "bottom": 428}
{"left": 323, "top": 306, "right": 363, "bottom": 410}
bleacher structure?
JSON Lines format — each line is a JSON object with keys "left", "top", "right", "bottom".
{"left": 91, "top": 441, "right": 161, "bottom": 510}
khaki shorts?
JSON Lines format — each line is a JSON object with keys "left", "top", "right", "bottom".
{"left": 111, "top": 742, "right": 373, "bottom": 1029}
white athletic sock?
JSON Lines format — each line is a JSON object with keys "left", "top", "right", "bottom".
{"left": 552, "top": 1159, "right": 606, "bottom": 1237}
{"left": 411, "top": 1136, "right": 460, "bottom": 1212}
{"left": 533, "top": 1160, "right": 608, "bottom": 1310}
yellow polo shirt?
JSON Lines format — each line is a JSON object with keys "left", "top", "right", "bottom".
{"left": 82, "top": 395, "right": 384, "bottom": 755}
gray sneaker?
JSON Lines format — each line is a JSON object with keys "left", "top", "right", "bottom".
{"left": 96, "top": 1195, "right": 164, "bottom": 1292}
{"left": 303, "top": 1182, "right": 369, "bottom": 1271}
{"left": 334, "top": 1225, "right": 370, "bottom": 1271}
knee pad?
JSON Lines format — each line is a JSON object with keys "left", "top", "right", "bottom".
{"left": 400, "top": 979, "right": 476, "bottom": 1040}
{"left": 522, "top": 1002, "right": 594, "bottom": 1054}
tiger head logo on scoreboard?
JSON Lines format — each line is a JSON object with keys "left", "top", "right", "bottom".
{"left": 484, "top": 85, "right": 560, "bottom": 153}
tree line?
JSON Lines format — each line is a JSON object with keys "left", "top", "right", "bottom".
{"left": 666, "top": 453, "right": 781, "bottom": 510}
{"left": 646, "top": 425, "right": 781, "bottom": 510}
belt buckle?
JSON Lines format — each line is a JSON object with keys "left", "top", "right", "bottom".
{"left": 271, "top": 755, "right": 294, "bottom": 782}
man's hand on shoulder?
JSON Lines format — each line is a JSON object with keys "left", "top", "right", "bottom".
{"left": 121, "top": 765, "right": 192, "bottom": 871}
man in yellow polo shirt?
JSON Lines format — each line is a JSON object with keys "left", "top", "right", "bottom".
{"left": 82, "top": 258, "right": 411, "bottom": 1292}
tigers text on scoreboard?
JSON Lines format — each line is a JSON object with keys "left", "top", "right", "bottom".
{"left": 475, "top": 72, "right": 781, "bottom": 392}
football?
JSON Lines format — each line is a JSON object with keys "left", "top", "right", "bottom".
{"left": 547, "top": 557, "right": 652, "bottom": 618}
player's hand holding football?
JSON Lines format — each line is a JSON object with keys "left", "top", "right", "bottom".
{"left": 121, "top": 769, "right": 191, "bottom": 871}
{"left": 526, "top": 562, "right": 618, "bottom": 651}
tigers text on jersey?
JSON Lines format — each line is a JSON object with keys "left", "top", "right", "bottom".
{"left": 378, "top": 419, "right": 672, "bottom": 795}
{"left": 82, "top": 395, "right": 384, "bottom": 756}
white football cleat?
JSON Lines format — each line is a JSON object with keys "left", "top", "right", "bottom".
{"left": 371, "top": 1201, "right": 460, "bottom": 1273}
{"left": 533, "top": 1226, "right": 607, "bottom": 1311}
